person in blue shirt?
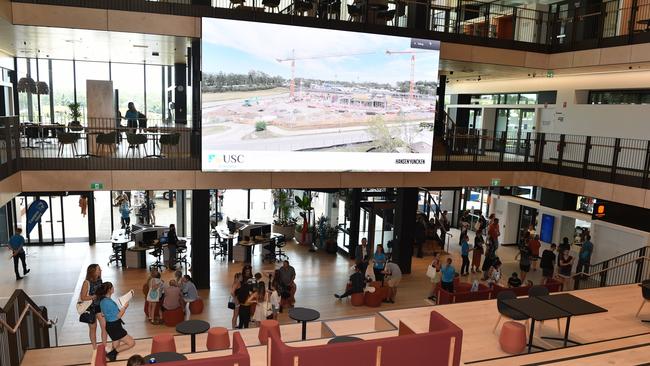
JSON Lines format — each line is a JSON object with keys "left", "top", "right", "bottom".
{"left": 97, "top": 282, "right": 135, "bottom": 361}
{"left": 440, "top": 258, "right": 456, "bottom": 293}
{"left": 119, "top": 202, "right": 131, "bottom": 230}
{"left": 8, "top": 228, "right": 29, "bottom": 280}
{"left": 576, "top": 235, "right": 594, "bottom": 277}
{"left": 460, "top": 234, "right": 471, "bottom": 276}
{"left": 123, "top": 102, "right": 139, "bottom": 133}
{"left": 373, "top": 244, "right": 387, "bottom": 283}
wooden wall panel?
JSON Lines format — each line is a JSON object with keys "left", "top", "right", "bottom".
{"left": 20, "top": 171, "right": 113, "bottom": 191}
{"left": 111, "top": 170, "right": 195, "bottom": 190}
{"left": 271, "top": 172, "right": 340, "bottom": 188}
{"left": 12, "top": 3, "right": 107, "bottom": 31}
{"left": 195, "top": 172, "right": 272, "bottom": 189}
{"left": 0, "top": 173, "right": 21, "bottom": 207}
{"left": 107, "top": 10, "right": 199, "bottom": 37}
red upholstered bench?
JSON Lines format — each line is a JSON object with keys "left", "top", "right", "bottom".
{"left": 436, "top": 282, "right": 492, "bottom": 305}
{"left": 268, "top": 311, "right": 462, "bottom": 366}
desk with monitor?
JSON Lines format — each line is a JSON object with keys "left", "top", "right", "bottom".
{"left": 226, "top": 219, "right": 281, "bottom": 262}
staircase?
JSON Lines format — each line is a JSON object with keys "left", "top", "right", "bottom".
{"left": 571, "top": 246, "right": 650, "bottom": 290}
{"left": 0, "top": 290, "right": 57, "bottom": 366}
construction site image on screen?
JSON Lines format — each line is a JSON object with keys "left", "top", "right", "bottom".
{"left": 201, "top": 18, "right": 440, "bottom": 171}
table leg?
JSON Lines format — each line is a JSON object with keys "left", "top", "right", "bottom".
{"left": 527, "top": 319, "right": 535, "bottom": 353}
{"left": 301, "top": 321, "right": 307, "bottom": 341}
{"left": 563, "top": 316, "right": 571, "bottom": 347}
{"left": 191, "top": 334, "right": 196, "bottom": 353}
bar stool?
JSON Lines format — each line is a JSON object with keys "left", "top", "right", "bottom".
{"left": 151, "top": 334, "right": 176, "bottom": 354}
{"left": 206, "top": 327, "right": 230, "bottom": 351}
{"left": 258, "top": 319, "right": 280, "bottom": 345}
{"left": 162, "top": 307, "right": 184, "bottom": 327}
{"left": 108, "top": 242, "right": 123, "bottom": 267}
{"left": 189, "top": 298, "right": 204, "bottom": 314}
{"left": 275, "top": 235, "right": 288, "bottom": 261}
{"left": 499, "top": 321, "right": 526, "bottom": 354}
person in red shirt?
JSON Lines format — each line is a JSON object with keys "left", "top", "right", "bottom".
{"left": 487, "top": 218, "right": 500, "bottom": 249}
{"left": 528, "top": 234, "right": 541, "bottom": 271}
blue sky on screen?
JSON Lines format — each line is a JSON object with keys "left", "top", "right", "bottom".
{"left": 202, "top": 18, "right": 440, "bottom": 85}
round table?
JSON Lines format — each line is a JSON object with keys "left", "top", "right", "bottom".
{"left": 176, "top": 319, "right": 210, "bottom": 353}
{"left": 288, "top": 307, "right": 320, "bottom": 341}
{"left": 328, "top": 336, "right": 362, "bottom": 344}
{"left": 144, "top": 352, "right": 187, "bottom": 363}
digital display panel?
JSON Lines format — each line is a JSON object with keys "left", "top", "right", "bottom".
{"left": 201, "top": 18, "right": 440, "bottom": 172}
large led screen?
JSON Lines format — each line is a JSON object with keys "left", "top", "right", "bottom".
{"left": 201, "top": 18, "right": 440, "bottom": 172}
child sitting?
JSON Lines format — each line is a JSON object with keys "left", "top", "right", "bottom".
{"left": 507, "top": 272, "right": 522, "bottom": 288}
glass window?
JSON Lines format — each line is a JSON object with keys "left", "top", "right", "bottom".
{"left": 36, "top": 59, "right": 51, "bottom": 123}
{"left": 51, "top": 60, "right": 75, "bottom": 124}
{"left": 16, "top": 58, "right": 35, "bottom": 122}
{"left": 506, "top": 93, "right": 519, "bottom": 104}
{"left": 146, "top": 65, "right": 164, "bottom": 123}
{"left": 588, "top": 89, "right": 650, "bottom": 105}
{"left": 75, "top": 61, "right": 110, "bottom": 123}
{"left": 519, "top": 93, "right": 537, "bottom": 104}
{"left": 111, "top": 63, "right": 145, "bottom": 119}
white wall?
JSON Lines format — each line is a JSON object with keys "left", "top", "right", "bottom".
{"left": 590, "top": 221, "right": 650, "bottom": 264}
{"left": 447, "top": 70, "right": 650, "bottom": 140}
{"left": 490, "top": 196, "right": 520, "bottom": 245}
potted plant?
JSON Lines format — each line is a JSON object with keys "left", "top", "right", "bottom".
{"left": 295, "top": 192, "right": 314, "bottom": 246}
{"left": 325, "top": 226, "right": 339, "bottom": 254}
{"left": 316, "top": 215, "right": 340, "bottom": 254}
{"left": 294, "top": 223, "right": 314, "bottom": 247}
{"left": 68, "top": 102, "right": 82, "bottom": 125}
{"left": 272, "top": 189, "right": 296, "bottom": 240}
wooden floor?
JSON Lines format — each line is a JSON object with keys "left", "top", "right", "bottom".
{"left": 22, "top": 284, "right": 650, "bottom": 366}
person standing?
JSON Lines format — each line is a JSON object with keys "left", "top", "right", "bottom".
{"left": 79, "top": 195, "right": 88, "bottom": 217}
{"left": 382, "top": 259, "right": 402, "bottom": 303}
{"left": 440, "top": 258, "right": 456, "bottom": 293}
{"left": 576, "top": 235, "right": 593, "bottom": 277}
{"left": 472, "top": 229, "right": 485, "bottom": 273}
{"left": 373, "top": 245, "right": 387, "bottom": 282}
{"left": 558, "top": 250, "right": 574, "bottom": 285}
{"left": 460, "top": 234, "right": 471, "bottom": 276}
{"left": 9, "top": 228, "right": 29, "bottom": 280}
{"left": 166, "top": 224, "right": 178, "bottom": 270}
{"left": 488, "top": 218, "right": 500, "bottom": 250}
{"left": 355, "top": 237, "right": 368, "bottom": 265}
{"left": 119, "top": 201, "right": 131, "bottom": 230}
{"left": 440, "top": 211, "right": 450, "bottom": 246}
{"left": 97, "top": 282, "right": 135, "bottom": 361}
{"left": 540, "top": 243, "right": 557, "bottom": 284}
{"left": 528, "top": 234, "right": 541, "bottom": 271}
{"left": 146, "top": 271, "right": 163, "bottom": 324}
{"left": 427, "top": 252, "right": 442, "bottom": 301}
{"left": 558, "top": 237, "right": 571, "bottom": 266}
{"left": 278, "top": 260, "right": 296, "bottom": 310}
{"left": 79, "top": 264, "right": 107, "bottom": 349}
{"left": 230, "top": 273, "right": 242, "bottom": 329}
{"left": 515, "top": 244, "right": 531, "bottom": 282}
{"left": 124, "top": 102, "right": 139, "bottom": 134}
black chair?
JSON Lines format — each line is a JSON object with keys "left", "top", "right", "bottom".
{"left": 126, "top": 133, "right": 148, "bottom": 157}
{"left": 294, "top": 0, "right": 313, "bottom": 15}
{"left": 211, "top": 231, "right": 228, "bottom": 260}
{"left": 176, "top": 240, "right": 189, "bottom": 274}
{"left": 56, "top": 132, "right": 79, "bottom": 157}
{"left": 529, "top": 285, "right": 561, "bottom": 333}
{"left": 108, "top": 242, "right": 124, "bottom": 268}
{"left": 262, "top": 0, "right": 281, "bottom": 12}
{"left": 636, "top": 279, "right": 650, "bottom": 318}
{"left": 263, "top": 237, "right": 278, "bottom": 263}
{"left": 96, "top": 131, "right": 118, "bottom": 155}
{"left": 159, "top": 133, "right": 180, "bottom": 157}
{"left": 376, "top": 9, "right": 396, "bottom": 25}
{"left": 347, "top": 3, "right": 363, "bottom": 21}
{"left": 149, "top": 243, "right": 165, "bottom": 271}
{"left": 275, "top": 235, "right": 288, "bottom": 261}
{"left": 493, "top": 290, "right": 529, "bottom": 333}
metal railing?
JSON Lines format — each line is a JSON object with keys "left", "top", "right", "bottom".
{"left": 436, "top": 128, "right": 650, "bottom": 189}
{"left": 0, "top": 290, "right": 57, "bottom": 366}
{"left": 11, "top": 0, "right": 650, "bottom": 52}
{"left": 5, "top": 117, "right": 200, "bottom": 171}
{"left": 570, "top": 246, "right": 650, "bottom": 291}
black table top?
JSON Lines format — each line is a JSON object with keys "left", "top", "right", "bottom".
{"left": 503, "top": 297, "right": 570, "bottom": 321}
{"left": 328, "top": 336, "right": 362, "bottom": 344}
{"left": 537, "top": 293, "right": 607, "bottom": 316}
{"left": 176, "top": 319, "right": 210, "bottom": 335}
{"left": 144, "top": 352, "right": 187, "bottom": 363}
{"left": 289, "top": 307, "right": 321, "bottom": 322}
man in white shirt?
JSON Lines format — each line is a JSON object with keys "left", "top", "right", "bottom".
{"left": 382, "top": 259, "right": 402, "bottom": 303}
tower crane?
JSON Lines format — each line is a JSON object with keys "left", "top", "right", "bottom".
{"left": 275, "top": 50, "right": 376, "bottom": 99}
{"left": 385, "top": 50, "right": 428, "bottom": 103}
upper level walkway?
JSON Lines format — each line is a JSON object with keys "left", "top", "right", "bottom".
{"left": 8, "top": 0, "right": 650, "bottom": 52}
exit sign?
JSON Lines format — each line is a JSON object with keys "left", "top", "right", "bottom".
{"left": 490, "top": 178, "right": 501, "bottom": 186}
{"left": 90, "top": 183, "right": 104, "bottom": 190}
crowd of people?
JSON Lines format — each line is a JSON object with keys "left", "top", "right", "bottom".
{"left": 144, "top": 268, "right": 198, "bottom": 323}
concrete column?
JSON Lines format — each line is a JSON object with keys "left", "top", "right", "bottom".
{"left": 393, "top": 188, "right": 417, "bottom": 274}
{"left": 191, "top": 189, "right": 210, "bottom": 289}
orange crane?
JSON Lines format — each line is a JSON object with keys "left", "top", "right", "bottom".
{"left": 276, "top": 50, "right": 376, "bottom": 99}
{"left": 385, "top": 50, "right": 428, "bottom": 103}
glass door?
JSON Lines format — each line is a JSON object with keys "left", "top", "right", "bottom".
{"left": 15, "top": 195, "right": 65, "bottom": 245}
{"left": 517, "top": 109, "right": 535, "bottom": 155}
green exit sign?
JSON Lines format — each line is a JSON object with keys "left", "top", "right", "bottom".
{"left": 490, "top": 178, "right": 501, "bottom": 186}
{"left": 90, "top": 183, "right": 104, "bottom": 190}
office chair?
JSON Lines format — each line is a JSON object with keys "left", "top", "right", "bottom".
{"left": 493, "top": 290, "right": 530, "bottom": 334}
{"left": 636, "top": 279, "right": 650, "bottom": 319}
{"left": 176, "top": 240, "right": 189, "bottom": 274}
{"left": 149, "top": 242, "right": 164, "bottom": 272}
{"left": 263, "top": 237, "right": 278, "bottom": 263}
{"left": 275, "top": 235, "right": 289, "bottom": 261}
{"left": 108, "top": 242, "right": 123, "bottom": 268}
{"left": 210, "top": 231, "right": 227, "bottom": 260}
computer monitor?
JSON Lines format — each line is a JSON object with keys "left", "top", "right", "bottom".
{"left": 261, "top": 225, "right": 271, "bottom": 236}
{"left": 227, "top": 220, "right": 237, "bottom": 234}
{"left": 142, "top": 230, "right": 158, "bottom": 244}
{"left": 249, "top": 227, "right": 262, "bottom": 239}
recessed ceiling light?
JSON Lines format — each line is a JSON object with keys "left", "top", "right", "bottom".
{"left": 133, "top": 45, "right": 149, "bottom": 48}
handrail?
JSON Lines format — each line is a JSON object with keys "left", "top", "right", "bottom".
{"left": 0, "top": 303, "right": 57, "bottom": 334}
{"left": 570, "top": 255, "right": 650, "bottom": 278}
{"left": 585, "top": 246, "right": 650, "bottom": 269}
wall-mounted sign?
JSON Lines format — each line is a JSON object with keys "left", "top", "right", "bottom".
{"left": 593, "top": 203, "right": 606, "bottom": 219}
{"left": 90, "top": 183, "right": 104, "bottom": 190}
{"left": 490, "top": 178, "right": 501, "bottom": 186}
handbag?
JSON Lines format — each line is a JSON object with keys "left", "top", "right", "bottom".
{"left": 76, "top": 300, "right": 92, "bottom": 315}
{"left": 426, "top": 264, "right": 437, "bottom": 279}
{"left": 227, "top": 296, "right": 236, "bottom": 310}
{"left": 79, "top": 304, "right": 96, "bottom": 324}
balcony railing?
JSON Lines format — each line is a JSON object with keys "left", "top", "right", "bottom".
{"left": 2, "top": 115, "right": 650, "bottom": 191}
{"left": 11, "top": 0, "right": 650, "bottom": 51}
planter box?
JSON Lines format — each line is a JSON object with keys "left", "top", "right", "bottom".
{"left": 295, "top": 231, "right": 312, "bottom": 245}
{"left": 273, "top": 224, "right": 295, "bottom": 240}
